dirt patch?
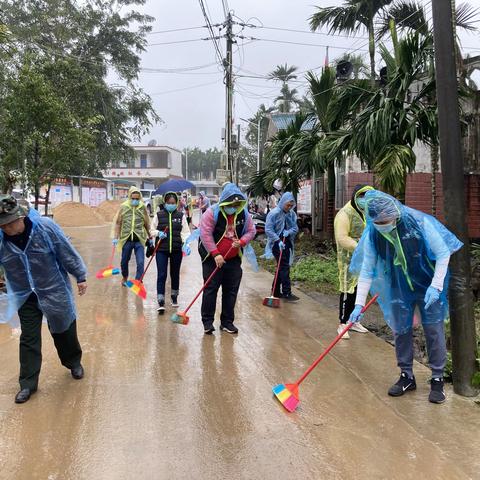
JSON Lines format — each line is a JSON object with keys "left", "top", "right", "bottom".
{"left": 95, "top": 200, "right": 123, "bottom": 222}
{"left": 53, "top": 202, "right": 104, "bottom": 227}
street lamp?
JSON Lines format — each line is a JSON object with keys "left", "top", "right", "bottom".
{"left": 240, "top": 117, "right": 264, "bottom": 173}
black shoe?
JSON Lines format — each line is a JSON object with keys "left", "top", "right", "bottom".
{"left": 157, "top": 300, "right": 165, "bottom": 315}
{"left": 429, "top": 377, "right": 446, "bottom": 404}
{"left": 220, "top": 323, "right": 239, "bottom": 334}
{"left": 204, "top": 325, "right": 215, "bottom": 335}
{"left": 71, "top": 364, "right": 84, "bottom": 380}
{"left": 15, "top": 388, "right": 35, "bottom": 404}
{"left": 171, "top": 296, "right": 179, "bottom": 308}
{"left": 282, "top": 293, "right": 300, "bottom": 302}
{"left": 388, "top": 372, "right": 416, "bottom": 397}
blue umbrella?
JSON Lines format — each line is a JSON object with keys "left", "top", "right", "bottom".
{"left": 153, "top": 179, "right": 195, "bottom": 196}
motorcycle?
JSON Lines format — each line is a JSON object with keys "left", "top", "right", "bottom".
{"left": 252, "top": 212, "right": 266, "bottom": 239}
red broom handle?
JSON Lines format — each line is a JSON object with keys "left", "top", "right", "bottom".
{"left": 182, "top": 245, "right": 235, "bottom": 315}
{"left": 107, "top": 245, "right": 116, "bottom": 267}
{"left": 294, "top": 294, "right": 379, "bottom": 387}
{"left": 140, "top": 227, "right": 168, "bottom": 282}
{"left": 270, "top": 237, "right": 285, "bottom": 297}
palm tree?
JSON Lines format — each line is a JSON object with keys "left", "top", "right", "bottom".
{"left": 268, "top": 63, "right": 300, "bottom": 112}
{"left": 335, "top": 53, "right": 370, "bottom": 79}
{"left": 274, "top": 83, "right": 300, "bottom": 113}
{"left": 268, "top": 63, "right": 298, "bottom": 83}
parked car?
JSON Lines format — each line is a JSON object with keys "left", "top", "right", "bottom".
{"left": 140, "top": 189, "right": 156, "bottom": 216}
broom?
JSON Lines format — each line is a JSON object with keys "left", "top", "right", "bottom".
{"left": 273, "top": 294, "right": 379, "bottom": 412}
{"left": 262, "top": 237, "right": 285, "bottom": 308}
{"left": 171, "top": 245, "right": 234, "bottom": 325}
{"left": 96, "top": 245, "right": 120, "bottom": 279}
{"left": 125, "top": 227, "right": 168, "bottom": 300}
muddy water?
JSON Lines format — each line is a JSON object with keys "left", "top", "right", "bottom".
{"left": 0, "top": 226, "right": 478, "bottom": 480}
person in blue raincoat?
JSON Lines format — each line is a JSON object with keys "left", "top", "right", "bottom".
{"left": 349, "top": 190, "right": 463, "bottom": 404}
{"left": 264, "top": 192, "right": 299, "bottom": 302}
{"left": 0, "top": 195, "right": 87, "bottom": 404}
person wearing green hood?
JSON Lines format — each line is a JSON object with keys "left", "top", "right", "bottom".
{"left": 112, "top": 186, "right": 151, "bottom": 284}
{"left": 334, "top": 184, "right": 374, "bottom": 339}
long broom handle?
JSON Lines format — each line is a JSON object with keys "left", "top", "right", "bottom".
{"left": 108, "top": 245, "right": 116, "bottom": 267}
{"left": 294, "top": 294, "right": 379, "bottom": 387}
{"left": 270, "top": 237, "right": 285, "bottom": 297}
{"left": 182, "top": 245, "right": 235, "bottom": 315}
{"left": 139, "top": 227, "right": 168, "bottom": 282}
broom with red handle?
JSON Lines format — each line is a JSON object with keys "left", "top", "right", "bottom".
{"left": 272, "top": 294, "right": 379, "bottom": 412}
{"left": 262, "top": 237, "right": 285, "bottom": 308}
{"left": 96, "top": 245, "right": 120, "bottom": 279}
{"left": 171, "top": 245, "right": 235, "bottom": 325}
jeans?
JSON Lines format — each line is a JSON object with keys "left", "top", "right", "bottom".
{"left": 121, "top": 241, "right": 145, "bottom": 280}
{"left": 272, "top": 239, "right": 292, "bottom": 296}
{"left": 156, "top": 251, "right": 183, "bottom": 301}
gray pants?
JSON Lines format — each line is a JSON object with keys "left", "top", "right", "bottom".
{"left": 394, "top": 322, "right": 446, "bottom": 378}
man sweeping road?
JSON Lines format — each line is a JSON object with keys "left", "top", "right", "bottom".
{"left": 0, "top": 195, "right": 87, "bottom": 404}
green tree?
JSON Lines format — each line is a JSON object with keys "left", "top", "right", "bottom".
{"left": 334, "top": 53, "right": 370, "bottom": 79}
{"left": 268, "top": 63, "right": 300, "bottom": 112}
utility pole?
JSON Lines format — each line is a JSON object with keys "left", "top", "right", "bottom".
{"left": 224, "top": 13, "right": 234, "bottom": 182}
{"left": 432, "top": 0, "right": 478, "bottom": 396}
{"left": 184, "top": 147, "right": 188, "bottom": 180}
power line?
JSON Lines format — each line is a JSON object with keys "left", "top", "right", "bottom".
{"left": 140, "top": 61, "right": 218, "bottom": 73}
{"left": 198, "top": 0, "right": 224, "bottom": 66}
{"left": 147, "top": 38, "right": 208, "bottom": 47}
{"left": 147, "top": 26, "right": 208, "bottom": 35}
{"left": 240, "top": 36, "right": 369, "bottom": 52}
{"left": 150, "top": 80, "right": 221, "bottom": 96}
{"left": 246, "top": 24, "right": 369, "bottom": 41}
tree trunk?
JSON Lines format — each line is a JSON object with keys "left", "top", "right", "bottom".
{"left": 327, "top": 162, "right": 336, "bottom": 239}
{"left": 368, "top": 20, "right": 376, "bottom": 84}
{"left": 44, "top": 182, "right": 51, "bottom": 216}
{"left": 431, "top": 144, "right": 439, "bottom": 215}
{"left": 33, "top": 141, "right": 40, "bottom": 211}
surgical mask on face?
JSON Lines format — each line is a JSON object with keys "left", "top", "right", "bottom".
{"left": 131, "top": 199, "right": 140, "bottom": 207}
{"left": 224, "top": 206, "right": 237, "bottom": 215}
{"left": 165, "top": 204, "right": 177, "bottom": 213}
{"left": 356, "top": 197, "right": 366, "bottom": 210}
{"left": 374, "top": 221, "right": 396, "bottom": 234}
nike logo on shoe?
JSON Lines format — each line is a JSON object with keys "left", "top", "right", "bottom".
{"left": 402, "top": 383, "right": 413, "bottom": 392}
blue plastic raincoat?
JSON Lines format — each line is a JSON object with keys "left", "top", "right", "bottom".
{"left": 350, "top": 190, "right": 463, "bottom": 334}
{"left": 186, "top": 183, "right": 258, "bottom": 271}
{"left": 0, "top": 208, "right": 87, "bottom": 333}
{"left": 264, "top": 192, "right": 299, "bottom": 265}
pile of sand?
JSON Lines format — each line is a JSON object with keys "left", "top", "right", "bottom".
{"left": 53, "top": 202, "right": 104, "bottom": 227}
{"left": 95, "top": 200, "right": 123, "bottom": 222}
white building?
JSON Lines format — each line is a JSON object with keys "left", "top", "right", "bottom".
{"left": 104, "top": 145, "right": 183, "bottom": 190}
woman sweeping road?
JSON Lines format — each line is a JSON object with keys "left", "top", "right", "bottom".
{"left": 151, "top": 192, "right": 190, "bottom": 314}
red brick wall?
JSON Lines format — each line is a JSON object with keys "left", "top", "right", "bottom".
{"left": 345, "top": 172, "right": 375, "bottom": 201}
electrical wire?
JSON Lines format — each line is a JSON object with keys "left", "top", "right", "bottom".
{"left": 150, "top": 80, "right": 221, "bottom": 96}
{"left": 199, "top": 0, "right": 224, "bottom": 66}
{"left": 147, "top": 26, "right": 208, "bottom": 35}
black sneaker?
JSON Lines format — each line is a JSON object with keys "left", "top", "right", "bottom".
{"left": 171, "top": 296, "right": 179, "bottom": 308}
{"left": 429, "top": 377, "right": 446, "bottom": 404}
{"left": 388, "top": 372, "right": 417, "bottom": 397}
{"left": 283, "top": 293, "right": 300, "bottom": 302}
{"left": 204, "top": 325, "right": 215, "bottom": 335}
{"left": 157, "top": 301, "right": 165, "bottom": 315}
{"left": 220, "top": 323, "right": 238, "bottom": 334}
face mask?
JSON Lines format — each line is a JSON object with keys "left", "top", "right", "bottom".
{"left": 224, "top": 206, "right": 237, "bottom": 215}
{"left": 131, "top": 199, "right": 140, "bottom": 207}
{"left": 165, "top": 204, "right": 177, "bottom": 213}
{"left": 356, "top": 197, "right": 366, "bottom": 210}
{"left": 374, "top": 222, "right": 396, "bottom": 234}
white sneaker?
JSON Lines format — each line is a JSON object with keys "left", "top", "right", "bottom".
{"left": 337, "top": 324, "right": 350, "bottom": 339}
{"left": 350, "top": 323, "right": 369, "bottom": 333}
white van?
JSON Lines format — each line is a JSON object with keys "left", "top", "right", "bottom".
{"left": 140, "top": 189, "right": 156, "bottom": 216}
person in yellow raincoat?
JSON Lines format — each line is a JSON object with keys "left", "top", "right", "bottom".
{"left": 112, "top": 186, "right": 151, "bottom": 285}
{"left": 334, "top": 184, "right": 373, "bottom": 339}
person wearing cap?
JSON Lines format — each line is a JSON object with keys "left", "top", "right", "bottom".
{"left": 349, "top": 190, "right": 463, "bottom": 404}
{"left": 334, "top": 184, "right": 374, "bottom": 339}
{"left": 0, "top": 195, "right": 87, "bottom": 404}
{"left": 197, "top": 183, "right": 256, "bottom": 334}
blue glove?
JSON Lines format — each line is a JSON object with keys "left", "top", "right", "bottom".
{"left": 424, "top": 286, "right": 441, "bottom": 310}
{"left": 182, "top": 244, "right": 191, "bottom": 256}
{"left": 157, "top": 231, "right": 167, "bottom": 240}
{"left": 349, "top": 305, "right": 364, "bottom": 323}
{"left": 278, "top": 240, "right": 285, "bottom": 250}
{"left": 282, "top": 229, "right": 290, "bottom": 238}
{"left": 112, "top": 238, "right": 119, "bottom": 246}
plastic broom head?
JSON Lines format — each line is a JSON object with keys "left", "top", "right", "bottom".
{"left": 96, "top": 267, "right": 120, "bottom": 279}
{"left": 170, "top": 311, "right": 189, "bottom": 325}
{"left": 262, "top": 296, "right": 281, "bottom": 308}
{"left": 272, "top": 383, "right": 300, "bottom": 412}
{"left": 125, "top": 279, "right": 147, "bottom": 300}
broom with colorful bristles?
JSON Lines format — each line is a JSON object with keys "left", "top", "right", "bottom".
{"left": 125, "top": 227, "right": 168, "bottom": 300}
{"left": 273, "top": 294, "right": 379, "bottom": 412}
{"left": 96, "top": 245, "right": 120, "bottom": 279}
{"left": 171, "top": 245, "right": 234, "bottom": 325}
{"left": 262, "top": 237, "right": 285, "bottom": 308}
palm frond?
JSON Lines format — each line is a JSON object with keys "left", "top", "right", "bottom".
{"left": 309, "top": 5, "right": 368, "bottom": 34}
{"left": 377, "top": 1, "right": 428, "bottom": 39}
{"left": 373, "top": 144, "right": 415, "bottom": 194}
{"left": 455, "top": 2, "right": 480, "bottom": 32}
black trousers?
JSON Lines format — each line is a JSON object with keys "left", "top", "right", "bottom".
{"left": 272, "top": 239, "right": 292, "bottom": 297}
{"left": 201, "top": 256, "right": 242, "bottom": 328}
{"left": 339, "top": 287, "right": 357, "bottom": 324}
{"left": 18, "top": 294, "right": 82, "bottom": 391}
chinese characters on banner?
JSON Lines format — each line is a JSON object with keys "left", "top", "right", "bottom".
{"left": 297, "top": 180, "right": 312, "bottom": 214}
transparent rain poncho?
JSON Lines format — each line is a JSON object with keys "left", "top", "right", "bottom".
{"left": 350, "top": 190, "right": 463, "bottom": 334}
{"left": 264, "top": 192, "right": 299, "bottom": 266}
{"left": 0, "top": 208, "right": 87, "bottom": 333}
{"left": 186, "top": 183, "right": 258, "bottom": 271}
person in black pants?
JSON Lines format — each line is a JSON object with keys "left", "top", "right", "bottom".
{"left": 151, "top": 192, "right": 190, "bottom": 314}
{"left": 0, "top": 195, "right": 87, "bottom": 404}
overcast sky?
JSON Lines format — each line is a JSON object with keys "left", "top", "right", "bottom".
{"left": 135, "top": 0, "right": 480, "bottom": 151}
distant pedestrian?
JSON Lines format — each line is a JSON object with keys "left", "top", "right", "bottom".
{"left": 264, "top": 192, "right": 299, "bottom": 302}
{"left": 151, "top": 192, "right": 190, "bottom": 314}
{"left": 112, "top": 186, "right": 151, "bottom": 285}
{"left": 334, "top": 184, "right": 373, "bottom": 339}
{"left": 197, "top": 191, "right": 210, "bottom": 217}
{"left": 0, "top": 195, "right": 87, "bottom": 404}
